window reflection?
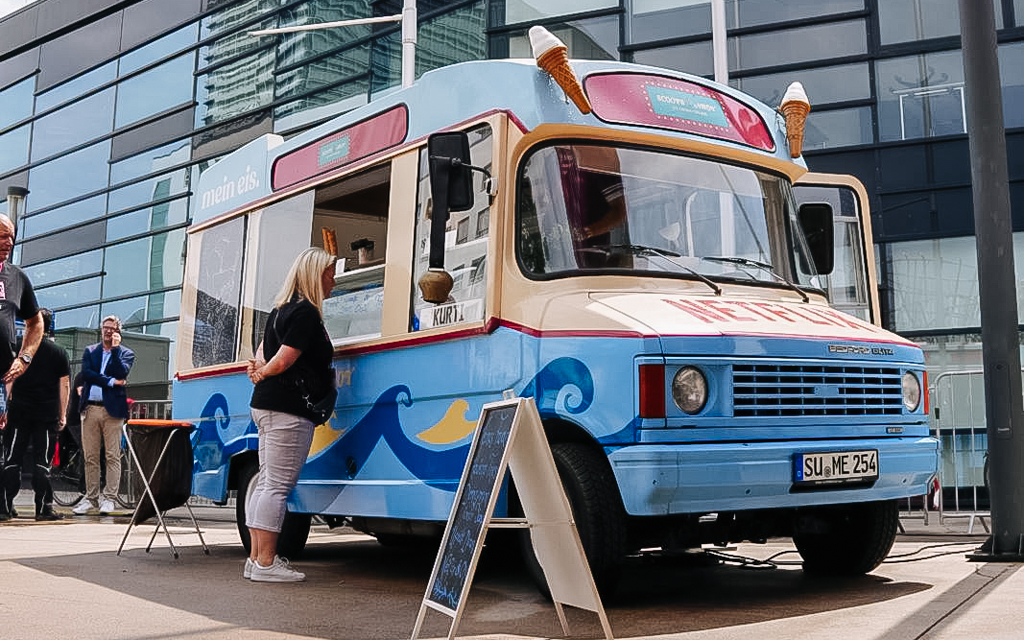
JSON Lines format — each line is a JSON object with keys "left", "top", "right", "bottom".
{"left": 633, "top": 41, "right": 713, "bottom": 78}
{"left": 35, "top": 62, "right": 116, "bottom": 113}
{"left": 0, "top": 124, "right": 30, "bottom": 174}
{"left": 276, "top": 43, "right": 370, "bottom": 108}
{"left": 630, "top": 0, "right": 710, "bottom": 43}
{"left": 507, "top": 16, "right": 618, "bottom": 60}
{"left": 35, "top": 276, "right": 102, "bottom": 310}
{"left": 23, "top": 249, "right": 103, "bottom": 287}
{"left": 115, "top": 53, "right": 196, "bottom": 128}
{"left": 27, "top": 141, "right": 111, "bottom": 211}
{"left": 30, "top": 88, "right": 115, "bottom": 161}
{"left": 107, "top": 197, "right": 188, "bottom": 242}
{"left": 199, "top": 0, "right": 279, "bottom": 40}
{"left": 725, "top": 0, "right": 863, "bottom": 29}
{"left": 889, "top": 236, "right": 979, "bottom": 331}
{"left": 103, "top": 228, "right": 186, "bottom": 298}
{"left": 804, "top": 107, "right": 873, "bottom": 150}
{"left": 100, "top": 289, "right": 180, "bottom": 326}
{"left": 119, "top": 23, "right": 199, "bottom": 76}
{"left": 22, "top": 196, "right": 106, "bottom": 238}
{"left": 999, "top": 42, "right": 1024, "bottom": 130}
{"left": 728, "top": 20, "right": 865, "bottom": 71}
{"left": 502, "top": 0, "right": 616, "bottom": 26}
{"left": 108, "top": 169, "right": 189, "bottom": 213}
{"left": 111, "top": 139, "right": 191, "bottom": 184}
{"left": 878, "top": 0, "right": 1000, "bottom": 45}
{"left": 51, "top": 305, "right": 99, "bottom": 331}
{"left": 0, "top": 76, "right": 34, "bottom": 129}
{"left": 276, "top": 3, "right": 369, "bottom": 71}
{"left": 876, "top": 51, "right": 965, "bottom": 142}
{"left": 733, "top": 63, "right": 870, "bottom": 108}
{"left": 195, "top": 50, "right": 275, "bottom": 127}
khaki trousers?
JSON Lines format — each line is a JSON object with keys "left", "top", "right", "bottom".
{"left": 81, "top": 404, "right": 123, "bottom": 504}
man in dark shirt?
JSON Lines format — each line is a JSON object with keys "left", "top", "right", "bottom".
{"left": 0, "top": 212, "right": 43, "bottom": 521}
{"left": 2, "top": 308, "right": 69, "bottom": 520}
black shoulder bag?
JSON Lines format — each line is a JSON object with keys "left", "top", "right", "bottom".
{"left": 271, "top": 308, "right": 338, "bottom": 423}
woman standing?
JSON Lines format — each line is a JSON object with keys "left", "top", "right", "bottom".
{"left": 244, "top": 247, "right": 337, "bottom": 582}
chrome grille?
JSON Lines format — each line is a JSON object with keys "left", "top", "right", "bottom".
{"left": 733, "top": 363, "right": 903, "bottom": 417}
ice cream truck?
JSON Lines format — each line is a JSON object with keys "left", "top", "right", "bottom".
{"left": 176, "top": 27, "right": 937, "bottom": 594}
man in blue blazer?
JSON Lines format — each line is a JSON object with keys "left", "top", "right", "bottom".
{"left": 73, "top": 315, "right": 135, "bottom": 515}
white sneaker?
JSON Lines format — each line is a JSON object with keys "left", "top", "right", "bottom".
{"left": 243, "top": 558, "right": 254, "bottom": 579}
{"left": 249, "top": 556, "right": 305, "bottom": 583}
{"left": 72, "top": 500, "right": 95, "bottom": 515}
{"left": 98, "top": 500, "right": 116, "bottom": 515}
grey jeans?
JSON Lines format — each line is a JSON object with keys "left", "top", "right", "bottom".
{"left": 246, "top": 408, "right": 315, "bottom": 533}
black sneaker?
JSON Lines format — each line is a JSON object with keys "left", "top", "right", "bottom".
{"left": 0, "top": 512, "right": 10, "bottom": 522}
{"left": 35, "top": 509, "right": 64, "bottom": 522}
{"left": 9, "top": 506, "right": 17, "bottom": 518}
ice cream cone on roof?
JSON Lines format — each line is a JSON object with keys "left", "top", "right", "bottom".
{"left": 780, "top": 82, "right": 810, "bottom": 158}
{"left": 529, "top": 26, "right": 592, "bottom": 114}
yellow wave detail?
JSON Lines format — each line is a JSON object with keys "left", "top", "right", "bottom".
{"left": 417, "top": 399, "right": 477, "bottom": 444}
{"left": 309, "top": 415, "right": 344, "bottom": 457}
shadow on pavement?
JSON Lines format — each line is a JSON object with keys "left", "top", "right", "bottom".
{"left": 15, "top": 531, "right": 932, "bottom": 640}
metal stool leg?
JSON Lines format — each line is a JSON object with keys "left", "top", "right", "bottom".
{"left": 118, "top": 425, "right": 185, "bottom": 558}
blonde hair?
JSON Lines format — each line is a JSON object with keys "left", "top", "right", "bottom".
{"left": 274, "top": 247, "right": 337, "bottom": 313}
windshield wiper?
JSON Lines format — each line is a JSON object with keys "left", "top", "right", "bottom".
{"left": 702, "top": 256, "right": 809, "bottom": 303}
{"left": 590, "top": 244, "right": 721, "bottom": 295}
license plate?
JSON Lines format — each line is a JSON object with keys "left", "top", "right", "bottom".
{"left": 795, "top": 450, "right": 878, "bottom": 485}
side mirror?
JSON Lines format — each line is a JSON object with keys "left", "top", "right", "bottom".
{"left": 798, "top": 202, "right": 834, "bottom": 275}
{"left": 428, "top": 132, "right": 474, "bottom": 212}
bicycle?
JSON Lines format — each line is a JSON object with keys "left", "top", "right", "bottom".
{"left": 51, "top": 429, "right": 137, "bottom": 510}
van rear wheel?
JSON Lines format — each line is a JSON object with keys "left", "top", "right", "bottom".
{"left": 520, "top": 442, "right": 627, "bottom": 599}
{"left": 235, "top": 462, "right": 312, "bottom": 559}
{"left": 793, "top": 499, "right": 898, "bottom": 576}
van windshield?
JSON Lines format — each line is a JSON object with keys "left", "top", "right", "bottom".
{"left": 517, "top": 143, "right": 822, "bottom": 290}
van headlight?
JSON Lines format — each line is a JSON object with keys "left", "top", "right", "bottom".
{"left": 672, "top": 366, "right": 707, "bottom": 414}
{"left": 902, "top": 372, "right": 921, "bottom": 412}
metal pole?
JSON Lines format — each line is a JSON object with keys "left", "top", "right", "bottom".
{"left": 401, "top": 0, "right": 417, "bottom": 88}
{"left": 958, "top": 0, "right": 1024, "bottom": 560}
{"left": 5, "top": 186, "right": 27, "bottom": 230}
{"left": 711, "top": 0, "right": 728, "bottom": 84}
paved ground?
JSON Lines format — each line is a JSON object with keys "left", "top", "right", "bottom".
{"left": 0, "top": 499, "right": 1018, "bottom": 640}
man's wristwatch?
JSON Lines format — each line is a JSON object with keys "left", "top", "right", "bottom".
{"left": 18, "top": 353, "right": 31, "bottom": 364}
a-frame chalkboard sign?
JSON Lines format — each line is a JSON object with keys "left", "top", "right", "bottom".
{"left": 410, "top": 396, "right": 613, "bottom": 640}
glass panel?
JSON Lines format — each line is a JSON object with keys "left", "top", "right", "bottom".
{"left": 877, "top": 0, "right": 999, "bottom": 45}
{"left": 188, "top": 216, "right": 245, "bottom": 368}
{"left": 22, "top": 196, "right": 106, "bottom": 238}
{"left": 35, "top": 62, "right": 117, "bottom": 113}
{"left": 142, "top": 320, "right": 178, "bottom": 379}
{"left": 726, "top": 0, "right": 864, "bottom": 29}
{"left": 101, "top": 289, "right": 179, "bottom": 326}
{"left": 108, "top": 168, "right": 189, "bottom": 212}
{"left": 52, "top": 305, "right": 99, "bottom": 331}
{"left": 0, "top": 124, "right": 30, "bottom": 174}
{"left": 199, "top": 0, "right": 279, "bottom": 40}
{"left": 239, "top": 191, "right": 315, "bottom": 359}
{"left": 119, "top": 23, "right": 199, "bottom": 76}
{"left": 30, "top": 88, "right": 115, "bottom": 161}
{"left": 0, "top": 76, "right": 34, "bottom": 129}
{"left": 728, "top": 19, "right": 866, "bottom": 72}
{"left": 804, "top": 106, "right": 873, "bottom": 150}
{"left": 111, "top": 139, "right": 191, "bottom": 184}
{"left": 35, "top": 276, "right": 102, "bottom": 310}
{"left": 102, "top": 228, "right": 186, "bottom": 298}
{"left": 412, "top": 125, "right": 492, "bottom": 330}
{"left": 733, "top": 63, "right": 870, "bottom": 108}
{"left": 274, "top": 80, "right": 369, "bottom": 129}
{"left": 999, "top": 42, "right": 1024, "bottom": 130}
{"left": 101, "top": 294, "right": 150, "bottom": 326}
{"left": 889, "top": 236, "right": 979, "bottom": 331}
{"left": 27, "top": 141, "right": 111, "bottom": 211}
{"left": 630, "top": 0, "right": 710, "bottom": 42}
{"left": 22, "top": 249, "right": 103, "bottom": 287}
{"left": 1018, "top": 0, "right": 1024, "bottom": 27}
{"left": 503, "top": 0, "right": 617, "bottom": 25}
{"left": 508, "top": 15, "right": 619, "bottom": 60}
{"left": 632, "top": 41, "right": 713, "bottom": 77}
{"left": 276, "top": 43, "right": 371, "bottom": 106}
{"left": 195, "top": 49, "right": 275, "bottom": 127}
{"left": 107, "top": 197, "right": 188, "bottom": 242}
{"left": 197, "top": 14, "right": 277, "bottom": 73}
{"left": 516, "top": 143, "right": 822, "bottom": 287}
{"left": 115, "top": 53, "right": 196, "bottom": 128}
{"left": 276, "top": 1, "right": 370, "bottom": 70}
{"left": 876, "top": 50, "right": 965, "bottom": 142}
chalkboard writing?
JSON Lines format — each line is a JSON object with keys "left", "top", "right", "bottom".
{"left": 427, "top": 404, "right": 517, "bottom": 611}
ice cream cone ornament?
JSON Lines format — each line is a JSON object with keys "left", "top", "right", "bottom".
{"left": 529, "top": 26, "right": 592, "bottom": 115}
{"left": 780, "top": 82, "right": 810, "bottom": 158}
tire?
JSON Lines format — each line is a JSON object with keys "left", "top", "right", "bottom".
{"left": 793, "top": 499, "right": 899, "bottom": 576}
{"left": 235, "top": 462, "right": 312, "bottom": 559}
{"left": 52, "top": 448, "right": 85, "bottom": 507}
{"left": 519, "top": 442, "right": 627, "bottom": 599}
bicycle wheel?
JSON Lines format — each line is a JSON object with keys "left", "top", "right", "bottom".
{"left": 115, "top": 447, "right": 137, "bottom": 510}
{"left": 52, "top": 448, "right": 85, "bottom": 507}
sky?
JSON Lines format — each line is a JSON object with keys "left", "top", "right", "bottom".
{"left": 0, "top": 0, "right": 33, "bottom": 20}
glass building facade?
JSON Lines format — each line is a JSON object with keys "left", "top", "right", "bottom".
{"left": 1, "top": 0, "right": 1023, "bottom": 395}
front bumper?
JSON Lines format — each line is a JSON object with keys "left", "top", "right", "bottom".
{"left": 608, "top": 436, "right": 938, "bottom": 516}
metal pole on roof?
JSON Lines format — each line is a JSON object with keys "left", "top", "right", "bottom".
{"left": 711, "top": 0, "right": 728, "bottom": 84}
{"left": 958, "top": 0, "right": 1024, "bottom": 561}
{"left": 250, "top": 0, "right": 417, "bottom": 88}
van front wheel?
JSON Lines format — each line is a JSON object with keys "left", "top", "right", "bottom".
{"left": 793, "top": 499, "right": 898, "bottom": 576}
{"left": 520, "top": 442, "right": 627, "bottom": 599}
{"left": 235, "top": 462, "right": 312, "bottom": 559}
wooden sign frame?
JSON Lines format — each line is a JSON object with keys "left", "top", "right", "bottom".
{"left": 411, "top": 396, "right": 613, "bottom": 640}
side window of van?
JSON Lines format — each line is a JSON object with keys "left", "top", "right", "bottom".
{"left": 183, "top": 216, "right": 245, "bottom": 369}
{"left": 411, "top": 124, "right": 492, "bottom": 330}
